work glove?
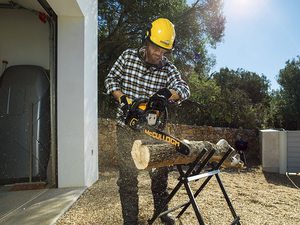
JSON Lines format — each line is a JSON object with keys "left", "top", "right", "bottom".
{"left": 118, "top": 95, "right": 132, "bottom": 116}
{"left": 148, "top": 88, "right": 172, "bottom": 112}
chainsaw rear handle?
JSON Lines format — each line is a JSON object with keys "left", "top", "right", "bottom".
{"left": 154, "top": 88, "right": 173, "bottom": 99}
{"left": 147, "top": 88, "right": 172, "bottom": 112}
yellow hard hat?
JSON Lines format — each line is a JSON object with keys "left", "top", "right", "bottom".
{"left": 146, "top": 18, "right": 176, "bottom": 50}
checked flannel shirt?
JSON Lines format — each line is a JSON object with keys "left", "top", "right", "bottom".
{"left": 105, "top": 48, "right": 190, "bottom": 100}
{"left": 105, "top": 48, "right": 190, "bottom": 123}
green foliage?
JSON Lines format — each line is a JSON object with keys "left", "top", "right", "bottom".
{"left": 275, "top": 56, "right": 300, "bottom": 129}
{"left": 98, "top": 0, "right": 225, "bottom": 113}
{"left": 168, "top": 72, "right": 220, "bottom": 125}
{"left": 206, "top": 68, "right": 270, "bottom": 129}
{"left": 98, "top": 0, "right": 225, "bottom": 88}
{"left": 98, "top": 0, "right": 281, "bottom": 130}
{"left": 168, "top": 68, "right": 270, "bottom": 129}
{"left": 264, "top": 90, "right": 285, "bottom": 128}
{"left": 214, "top": 68, "right": 270, "bottom": 104}
{"left": 189, "top": 72, "right": 221, "bottom": 124}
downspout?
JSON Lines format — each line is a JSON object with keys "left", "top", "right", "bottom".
{"left": 38, "top": 0, "right": 58, "bottom": 188}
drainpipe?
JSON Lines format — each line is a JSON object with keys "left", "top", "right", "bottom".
{"left": 38, "top": 0, "right": 58, "bottom": 188}
{"left": 279, "top": 130, "right": 287, "bottom": 174}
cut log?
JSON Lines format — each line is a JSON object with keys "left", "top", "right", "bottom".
{"left": 131, "top": 139, "right": 244, "bottom": 170}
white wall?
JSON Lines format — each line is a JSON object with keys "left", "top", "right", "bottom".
{"left": 0, "top": 0, "right": 98, "bottom": 188}
{"left": 82, "top": 1, "right": 99, "bottom": 186}
{"left": 48, "top": 0, "right": 98, "bottom": 187}
{"left": 260, "top": 129, "right": 287, "bottom": 174}
{"left": 0, "top": 9, "right": 49, "bottom": 69}
{"left": 56, "top": 16, "right": 85, "bottom": 187}
{"left": 287, "top": 131, "right": 300, "bottom": 173}
{"left": 261, "top": 130, "right": 280, "bottom": 173}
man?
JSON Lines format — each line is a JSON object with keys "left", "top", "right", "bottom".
{"left": 235, "top": 134, "right": 248, "bottom": 166}
{"left": 105, "top": 18, "right": 190, "bottom": 225}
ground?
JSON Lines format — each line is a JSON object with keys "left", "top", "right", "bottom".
{"left": 56, "top": 165, "right": 300, "bottom": 225}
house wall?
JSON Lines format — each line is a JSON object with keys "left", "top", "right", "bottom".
{"left": 82, "top": 0, "right": 99, "bottom": 186}
{"left": 260, "top": 129, "right": 289, "bottom": 174}
{"left": 287, "top": 131, "right": 300, "bottom": 173}
{"left": 0, "top": 9, "right": 49, "bottom": 70}
{"left": 47, "top": 0, "right": 98, "bottom": 188}
{"left": 0, "top": 0, "right": 98, "bottom": 188}
{"left": 260, "top": 130, "right": 281, "bottom": 173}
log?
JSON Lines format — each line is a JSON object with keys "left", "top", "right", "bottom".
{"left": 131, "top": 139, "right": 244, "bottom": 170}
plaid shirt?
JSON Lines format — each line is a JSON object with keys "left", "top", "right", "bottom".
{"left": 105, "top": 48, "right": 190, "bottom": 100}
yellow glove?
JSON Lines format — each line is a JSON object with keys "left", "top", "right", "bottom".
{"left": 118, "top": 95, "right": 132, "bottom": 115}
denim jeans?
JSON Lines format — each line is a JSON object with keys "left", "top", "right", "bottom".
{"left": 116, "top": 125, "right": 169, "bottom": 224}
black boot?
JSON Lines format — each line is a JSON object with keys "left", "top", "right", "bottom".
{"left": 117, "top": 163, "right": 139, "bottom": 225}
{"left": 151, "top": 187, "right": 176, "bottom": 225}
{"left": 119, "top": 187, "right": 139, "bottom": 225}
{"left": 150, "top": 167, "right": 175, "bottom": 224}
{"left": 160, "top": 213, "right": 175, "bottom": 225}
{"left": 116, "top": 126, "right": 140, "bottom": 225}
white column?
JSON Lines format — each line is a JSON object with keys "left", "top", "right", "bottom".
{"left": 57, "top": 16, "right": 85, "bottom": 187}
{"left": 49, "top": 0, "right": 98, "bottom": 187}
{"left": 279, "top": 131, "right": 287, "bottom": 174}
{"left": 83, "top": 0, "right": 99, "bottom": 186}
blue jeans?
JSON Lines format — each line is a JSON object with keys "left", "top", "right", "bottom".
{"left": 116, "top": 125, "right": 169, "bottom": 225}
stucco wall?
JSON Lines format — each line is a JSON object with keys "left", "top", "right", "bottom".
{"left": 0, "top": 0, "right": 98, "bottom": 188}
{"left": 0, "top": 9, "right": 49, "bottom": 69}
{"left": 98, "top": 118, "right": 259, "bottom": 169}
{"left": 48, "top": 0, "right": 98, "bottom": 188}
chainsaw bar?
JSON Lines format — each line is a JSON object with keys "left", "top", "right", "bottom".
{"left": 124, "top": 96, "right": 190, "bottom": 155}
{"left": 143, "top": 126, "right": 190, "bottom": 155}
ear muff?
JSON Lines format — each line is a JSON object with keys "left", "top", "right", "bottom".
{"left": 144, "top": 23, "right": 152, "bottom": 42}
{"left": 172, "top": 39, "right": 176, "bottom": 49}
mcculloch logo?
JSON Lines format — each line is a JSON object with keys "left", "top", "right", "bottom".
{"left": 144, "top": 129, "right": 180, "bottom": 147}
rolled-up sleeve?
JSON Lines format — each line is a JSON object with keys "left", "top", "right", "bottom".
{"left": 167, "top": 65, "right": 190, "bottom": 100}
{"left": 104, "top": 51, "right": 126, "bottom": 94}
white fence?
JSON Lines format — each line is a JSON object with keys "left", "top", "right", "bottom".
{"left": 260, "top": 129, "right": 300, "bottom": 174}
{"left": 287, "top": 131, "right": 300, "bottom": 173}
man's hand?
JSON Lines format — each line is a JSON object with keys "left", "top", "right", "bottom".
{"left": 148, "top": 88, "right": 172, "bottom": 112}
{"left": 118, "top": 95, "right": 132, "bottom": 116}
{"left": 155, "top": 88, "right": 173, "bottom": 99}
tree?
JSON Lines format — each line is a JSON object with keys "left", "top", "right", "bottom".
{"left": 213, "top": 68, "right": 270, "bottom": 105}
{"left": 99, "top": 0, "right": 225, "bottom": 74}
{"left": 210, "top": 68, "right": 270, "bottom": 129}
{"left": 264, "top": 90, "right": 285, "bottom": 128}
{"left": 276, "top": 56, "right": 300, "bottom": 129}
{"left": 98, "top": 0, "right": 225, "bottom": 117}
{"left": 168, "top": 67, "right": 270, "bottom": 129}
{"left": 168, "top": 72, "right": 221, "bottom": 125}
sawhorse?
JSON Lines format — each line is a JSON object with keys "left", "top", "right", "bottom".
{"left": 148, "top": 147, "right": 241, "bottom": 225}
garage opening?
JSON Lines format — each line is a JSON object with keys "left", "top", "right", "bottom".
{"left": 0, "top": 0, "right": 57, "bottom": 187}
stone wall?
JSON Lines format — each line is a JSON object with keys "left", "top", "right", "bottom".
{"left": 98, "top": 118, "right": 260, "bottom": 169}
{"left": 98, "top": 118, "right": 118, "bottom": 169}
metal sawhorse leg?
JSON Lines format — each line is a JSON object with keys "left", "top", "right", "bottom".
{"left": 148, "top": 147, "right": 241, "bottom": 225}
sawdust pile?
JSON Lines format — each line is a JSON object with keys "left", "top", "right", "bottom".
{"left": 56, "top": 166, "right": 300, "bottom": 225}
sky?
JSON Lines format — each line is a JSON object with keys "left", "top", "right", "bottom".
{"left": 191, "top": 0, "right": 300, "bottom": 91}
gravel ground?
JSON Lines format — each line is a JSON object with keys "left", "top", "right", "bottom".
{"left": 56, "top": 165, "right": 300, "bottom": 225}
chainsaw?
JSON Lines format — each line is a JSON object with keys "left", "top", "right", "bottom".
{"left": 123, "top": 93, "right": 190, "bottom": 155}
